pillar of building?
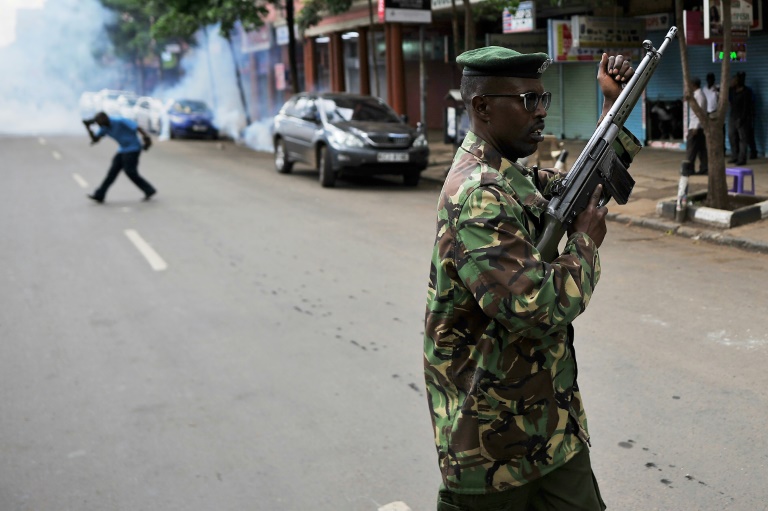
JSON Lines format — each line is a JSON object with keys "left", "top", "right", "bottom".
{"left": 385, "top": 23, "right": 406, "bottom": 115}
{"left": 358, "top": 26, "right": 370, "bottom": 96}
{"left": 249, "top": 53, "right": 260, "bottom": 119}
{"left": 329, "top": 32, "right": 346, "bottom": 92}
{"left": 303, "top": 37, "right": 317, "bottom": 92}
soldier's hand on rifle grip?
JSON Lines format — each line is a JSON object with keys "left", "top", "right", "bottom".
{"left": 569, "top": 184, "right": 608, "bottom": 248}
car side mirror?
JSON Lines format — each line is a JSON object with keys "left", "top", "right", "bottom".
{"left": 400, "top": 114, "right": 409, "bottom": 123}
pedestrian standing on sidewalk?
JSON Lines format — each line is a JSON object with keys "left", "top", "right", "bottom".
{"left": 703, "top": 72, "right": 719, "bottom": 118}
{"left": 685, "top": 77, "right": 708, "bottom": 175}
{"left": 83, "top": 111, "right": 156, "bottom": 203}
{"left": 423, "top": 47, "right": 640, "bottom": 511}
{"left": 728, "top": 72, "right": 753, "bottom": 166}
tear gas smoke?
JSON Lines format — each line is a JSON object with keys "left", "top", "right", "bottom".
{"left": 0, "top": 0, "right": 118, "bottom": 134}
{"left": 0, "top": 2, "right": 273, "bottom": 152}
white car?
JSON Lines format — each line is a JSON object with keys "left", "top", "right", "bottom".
{"left": 95, "top": 89, "right": 135, "bottom": 117}
{"left": 116, "top": 94, "right": 138, "bottom": 120}
{"left": 133, "top": 96, "right": 165, "bottom": 133}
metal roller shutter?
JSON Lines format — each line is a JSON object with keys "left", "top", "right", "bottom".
{"left": 563, "top": 63, "right": 599, "bottom": 139}
{"left": 541, "top": 63, "right": 563, "bottom": 139}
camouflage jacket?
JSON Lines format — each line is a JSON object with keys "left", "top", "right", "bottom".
{"left": 424, "top": 130, "right": 639, "bottom": 494}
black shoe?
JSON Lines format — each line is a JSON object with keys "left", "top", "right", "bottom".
{"left": 727, "top": 159, "right": 738, "bottom": 163}
{"left": 143, "top": 190, "right": 156, "bottom": 201}
{"left": 87, "top": 194, "right": 104, "bottom": 204}
{"left": 735, "top": 161, "right": 747, "bottom": 166}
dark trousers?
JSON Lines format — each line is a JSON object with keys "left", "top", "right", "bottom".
{"left": 685, "top": 128, "right": 707, "bottom": 173}
{"left": 728, "top": 120, "right": 749, "bottom": 164}
{"left": 93, "top": 151, "right": 155, "bottom": 200}
{"left": 436, "top": 448, "right": 606, "bottom": 511}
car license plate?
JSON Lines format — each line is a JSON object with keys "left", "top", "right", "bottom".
{"left": 377, "top": 152, "right": 409, "bottom": 162}
{"left": 193, "top": 125, "right": 207, "bottom": 131}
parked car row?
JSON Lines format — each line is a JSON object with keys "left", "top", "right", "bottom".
{"left": 80, "top": 90, "right": 428, "bottom": 187}
{"left": 272, "top": 92, "right": 429, "bottom": 188}
{"left": 79, "top": 91, "right": 219, "bottom": 140}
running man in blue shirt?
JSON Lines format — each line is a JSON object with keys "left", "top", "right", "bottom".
{"left": 83, "top": 111, "right": 156, "bottom": 203}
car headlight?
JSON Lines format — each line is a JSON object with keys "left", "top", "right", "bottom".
{"left": 169, "top": 114, "right": 185, "bottom": 123}
{"left": 327, "top": 125, "right": 364, "bottom": 148}
{"left": 412, "top": 132, "right": 428, "bottom": 148}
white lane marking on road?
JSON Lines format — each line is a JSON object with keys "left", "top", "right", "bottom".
{"left": 38, "top": 137, "right": 46, "bottom": 145}
{"left": 124, "top": 229, "right": 168, "bottom": 272}
{"left": 378, "top": 503, "right": 412, "bottom": 511}
{"left": 52, "top": 150, "right": 62, "bottom": 160}
{"left": 72, "top": 173, "right": 88, "bottom": 188}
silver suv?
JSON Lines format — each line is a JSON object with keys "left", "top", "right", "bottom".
{"left": 273, "top": 92, "right": 429, "bottom": 187}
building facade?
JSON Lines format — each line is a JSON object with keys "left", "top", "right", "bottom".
{"left": 237, "top": 0, "right": 764, "bottom": 156}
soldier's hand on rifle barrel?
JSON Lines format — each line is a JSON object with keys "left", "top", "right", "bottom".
{"left": 598, "top": 53, "right": 633, "bottom": 103}
{"left": 569, "top": 184, "right": 608, "bottom": 247}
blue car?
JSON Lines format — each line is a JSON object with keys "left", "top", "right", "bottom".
{"left": 167, "top": 99, "right": 218, "bottom": 139}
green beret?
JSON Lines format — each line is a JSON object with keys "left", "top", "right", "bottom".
{"left": 457, "top": 46, "right": 552, "bottom": 78}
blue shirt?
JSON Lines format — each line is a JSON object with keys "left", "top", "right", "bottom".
{"left": 96, "top": 117, "right": 142, "bottom": 153}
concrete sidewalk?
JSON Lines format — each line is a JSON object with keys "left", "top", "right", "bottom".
{"left": 422, "top": 132, "right": 768, "bottom": 254}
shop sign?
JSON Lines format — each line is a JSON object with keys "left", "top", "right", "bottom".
{"left": 570, "top": 16, "right": 645, "bottom": 48}
{"left": 275, "top": 25, "right": 300, "bottom": 46}
{"left": 502, "top": 1, "right": 535, "bottom": 34}
{"left": 713, "top": 41, "right": 748, "bottom": 62}
{"left": 548, "top": 19, "right": 641, "bottom": 62}
{"left": 637, "top": 13, "right": 672, "bottom": 31}
{"left": 704, "top": 0, "right": 758, "bottom": 39}
{"left": 380, "top": 0, "right": 431, "bottom": 23}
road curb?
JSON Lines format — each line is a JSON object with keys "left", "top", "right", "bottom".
{"left": 608, "top": 213, "right": 768, "bottom": 255}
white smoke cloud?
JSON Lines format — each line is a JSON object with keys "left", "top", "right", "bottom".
{"left": 152, "top": 26, "right": 273, "bottom": 151}
{"left": 0, "top": 2, "right": 274, "bottom": 152}
{"left": 0, "top": 0, "right": 117, "bottom": 135}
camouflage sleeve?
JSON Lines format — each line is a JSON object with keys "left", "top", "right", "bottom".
{"left": 455, "top": 186, "right": 600, "bottom": 338}
{"left": 613, "top": 128, "right": 642, "bottom": 166}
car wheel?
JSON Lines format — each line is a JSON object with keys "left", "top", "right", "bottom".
{"left": 170, "top": 129, "right": 176, "bottom": 140}
{"left": 274, "top": 138, "right": 293, "bottom": 174}
{"left": 318, "top": 145, "right": 336, "bottom": 188}
{"left": 403, "top": 170, "right": 421, "bottom": 187}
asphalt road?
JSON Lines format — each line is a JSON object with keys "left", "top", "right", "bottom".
{"left": 1, "top": 135, "right": 766, "bottom": 511}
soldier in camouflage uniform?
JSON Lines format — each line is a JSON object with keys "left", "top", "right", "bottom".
{"left": 424, "top": 47, "right": 638, "bottom": 510}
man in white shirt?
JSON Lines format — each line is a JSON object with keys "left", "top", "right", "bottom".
{"left": 703, "top": 73, "right": 719, "bottom": 117}
{"left": 685, "top": 77, "right": 708, "bottom": 175}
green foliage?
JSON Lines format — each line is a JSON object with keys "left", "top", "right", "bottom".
{"left": 475, "top": 0, "right": 520, "bottom": 19}
{"left": 148, "top": 0, "right": 271, "bottom": 39}
{"left": 98, "top": 0, "right": 196, "bottom": 61}
{"left": 296, "top": 0, "right": 353, "bottom": 32}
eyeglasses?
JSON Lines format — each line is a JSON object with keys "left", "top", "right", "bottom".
{"left": 481, "top": 91, "right": 552, "bottom": 113}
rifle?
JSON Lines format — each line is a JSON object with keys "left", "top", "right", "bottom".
{"left": 535, "top": 27, "right": 678, "bottom": 262}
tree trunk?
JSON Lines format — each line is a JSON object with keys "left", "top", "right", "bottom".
{"left": 675, "top": 0, "right": 731, "bottom": 209}
{"left": 367, "top": 0, "right": 380, "bottom": 97}
{"left": 226, "top": 34, "right": 252, "bottom": 126}
{"left": 462, "top": 0, "right": 475, "bottom": 52}
{"left": 450, "top": 0, "right": 460, "bottom": 63}
{"left": 285, "top": 0, "right": 300, "bottom": 93}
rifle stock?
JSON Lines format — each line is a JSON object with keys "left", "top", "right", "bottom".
{"left": 536, "top": 27, "right": 678, "bottom": 262}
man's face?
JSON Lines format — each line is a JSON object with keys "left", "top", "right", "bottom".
{"left": 476, "top": 77, "right": 548, "bottom": 161}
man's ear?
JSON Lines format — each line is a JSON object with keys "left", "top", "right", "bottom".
{"left": 470, "top": 95, "right": 491, "bottom": 123}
